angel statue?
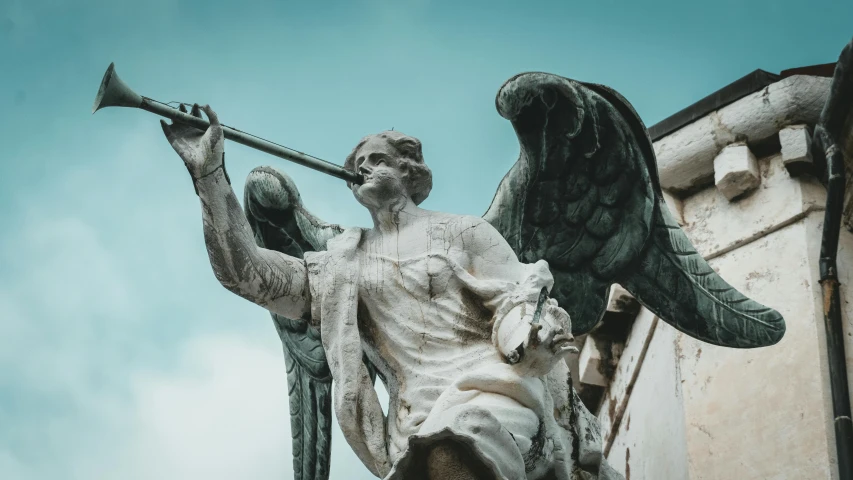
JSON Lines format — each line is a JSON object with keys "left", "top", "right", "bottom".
{"left": 159, "top": 72, "right": 785, "bottom": 480}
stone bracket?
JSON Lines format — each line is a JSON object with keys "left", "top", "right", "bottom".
{"left": 779, "top": 124, "right": 814, "bottom": 176}
{"left": 714, "top": 143, "right": 760, "bottom": 201}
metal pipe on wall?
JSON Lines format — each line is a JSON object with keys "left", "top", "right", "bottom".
{"left": 813, "top": 36, "right": 853, "bottom": 480}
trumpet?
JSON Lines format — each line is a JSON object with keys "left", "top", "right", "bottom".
{"left": 92, "top": 63, "right": 362, "bottom": 184}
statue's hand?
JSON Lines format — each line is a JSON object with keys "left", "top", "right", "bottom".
{"left": 160, "top": 103, "right": 224, "bottom": 180}
{"left": 502, "top": 300, "right": 579, "bottom": 377}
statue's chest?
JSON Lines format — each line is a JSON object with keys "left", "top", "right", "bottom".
{"left": 355, "top": 228, "right": 493, "bottom": 361}
{"left": 357, "top": 222, "right": 472, "bottom": 300}
{"left": 358, "top": 249, "right": 458, "bottom": 299}
{"left": 357, "top": 248, "right": 491, "bottom": 364}
{"left": 360, "top": 219, "right": 468, "bottom": 257}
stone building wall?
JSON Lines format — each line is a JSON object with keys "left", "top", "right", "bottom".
{"left": 582, "top": 74, "right": 853, "bottom": 479}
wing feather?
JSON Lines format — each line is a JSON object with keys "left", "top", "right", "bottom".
{"left": 486, "top": 72, "right": 785, "bottom": 346}
{"left": 489, "top": 72, "right": 652, "bottom": 334}
{"left": 244, "top": 166, "right": 340, "bottom": 480}
{"left": 620, "top": 204, "right": 785, "bottom": 347}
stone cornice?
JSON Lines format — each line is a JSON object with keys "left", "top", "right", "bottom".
{"left": 653, "top": 75, "right": 831, "bottom": 192}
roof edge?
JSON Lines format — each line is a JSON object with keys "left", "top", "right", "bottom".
{"left": 648, "top": 69, "right": 780, "bottom": 141}
{"left": 654, "top": 75, "right": 832, "bottom": 192}
{"left": 648, "top": 63, "right": 837, "bottom": 143}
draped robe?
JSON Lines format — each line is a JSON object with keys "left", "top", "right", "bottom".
{"left": 304, "top": 227, "right": 622, "bottom": 480}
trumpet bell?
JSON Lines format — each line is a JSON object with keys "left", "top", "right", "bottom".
{"left": 92, "top": 63, "right": 143, "bottom": 113}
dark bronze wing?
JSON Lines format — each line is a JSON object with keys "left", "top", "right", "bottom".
{"left": 244, "top": 166, "right": 342, "bottom": 480}
{"left": 485, "top": 72, "right": 785, "bottom": 348}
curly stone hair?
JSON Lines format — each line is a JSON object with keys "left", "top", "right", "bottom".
{"left": 344, "top": 131, "right": 433, "bottom": 205}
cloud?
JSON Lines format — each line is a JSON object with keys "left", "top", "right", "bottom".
{"left": 91, "top": 334, "right": 295, "bottom": 480}
{"left": 0, "top": 121, "right": 299, "bottom": 477}
{"left": 0, "top": 159, "right": 297, "bottom": 478}
{"left": 0, "top": 122, "right": 281, "bottom": 479}
{"left": 0, "top": 114, "right": 386, "bottom": 479}
{"left": 0, "top": 332, "right": 295, "bottom": 480}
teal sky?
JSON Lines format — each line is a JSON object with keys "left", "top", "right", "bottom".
{"left": 1, "top": 0, "right": 851, "bottom": 478}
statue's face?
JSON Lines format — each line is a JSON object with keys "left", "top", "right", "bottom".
{"left": 350, "top": 137, "right": 410, "bottom": 210}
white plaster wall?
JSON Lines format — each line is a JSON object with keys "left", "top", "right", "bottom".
{"left": 681, "top": 152, "right": 825, "bottom": 261}
{"left": 598, "top": 147, "right": 853, "bottom": 479}
{"left": 674, "top": 150, "right": 851, "bottom": 479}
{"left": 605, "top": 320, "right": 689, "bottom": 480}
{"left": 677, "top": 216, "right": 835, "bottom": 479}
{"left": 805, "top": 211, "right": 853, "bottom": 474}
{"left": 653, "top": 75, "right": 829, "bottom": 192}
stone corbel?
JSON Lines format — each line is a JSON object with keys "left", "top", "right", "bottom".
{"left": 577, "top": 286, "right": 638, "bottom": 388}
{"left": 653, "top": 75, "right": 830, "bottom": 192}
{"left": 779, "top": 124, "right": 814, "bottom": 175}
{"left": 713, "top": 143, "right": 760, "bottom": 201}
{"left": 579, "top": 335, "right": 610, "bottom": 387}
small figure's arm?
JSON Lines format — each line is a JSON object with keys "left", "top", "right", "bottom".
{"left": 495, "top": 295, "right": 578, "bottom": 377}
{"left": 161, "top": 104, "right": 311, "bottom": 321}
{"left": 458, "top": 216, "right": 577, "bottom": 376}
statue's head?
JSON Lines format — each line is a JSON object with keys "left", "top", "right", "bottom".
{"left": 345, "top": 131, "right": 433, "bottom": 208}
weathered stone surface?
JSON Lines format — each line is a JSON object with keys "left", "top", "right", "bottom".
{"left": 579, "top": 335, "right": 609, "bottom": 387}
{"left": 597, "top": 69, "right": 850, "bottom": 478}
{"left": 677, "top": 214, "right": 834, "bottom": 480}
{"left": 605, "top": 320, "right": 689, "bottom": 480}
{"left": 597, "top": 308, "right": 658, "bottom": 446}
{"left": 595, "top": 149, "right": 838, "bottom": 479}
{"left": 606, "top": 284, "right": 638, "bottom": 314}
{"left": 779, "top": 124, "right": 813, "bottom": 174}
{"left": 662, "top": 189, "right": 685, "bottom": 226}
{"left": 654, "top": 75, "right": 830, "bottom": 192}
{"left": 602, "top": 210, "right": 841, "bottom": 480}
{"left": 683, "top": 152, "right": 825, "bottom": 260}
{"left": 713, "top": 143, "right": 760, "bottom": 200}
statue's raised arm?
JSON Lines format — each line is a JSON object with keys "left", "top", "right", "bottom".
{"left": 161, "top": 104, "right": 346, "bottom": 480}
{"left": 160, "top": 103, "right": 312, "bottom": 321}
{"left": 243, "top": 165, "right": 349, "bottom": 480}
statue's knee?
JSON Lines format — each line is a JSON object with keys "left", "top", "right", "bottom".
{"left": 426, "top": 442, "right": 457, "bottom": 468}
{"left": 425, "top": 441, "right": 482, "bottom": 480}
{"left": 447, "top": 406, "right": 499, "bottom": 438}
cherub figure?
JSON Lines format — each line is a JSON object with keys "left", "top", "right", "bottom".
{"left": 161, "top": 73, "right": 784, "bottom": 480}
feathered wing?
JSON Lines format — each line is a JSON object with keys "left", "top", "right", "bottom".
{"left": 486, "top": 72, "right": 785, "bottom": 347}
{"left": 620, "top": 201, "right": 787, "bottom": 347}
{"left": 243, "top": 166, "right": 343, "bottom": 480}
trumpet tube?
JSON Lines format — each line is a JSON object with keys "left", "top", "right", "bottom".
{"left": 92, "top": 63, "right": 362, "bottom": 185}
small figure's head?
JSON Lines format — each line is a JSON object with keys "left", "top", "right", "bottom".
{"left": 345, "top": 131, "right": 433, "bottom": 209}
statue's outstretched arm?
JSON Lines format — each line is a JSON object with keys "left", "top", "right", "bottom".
{"left": 161, "top": 103, "right": 311, "bottom": 321}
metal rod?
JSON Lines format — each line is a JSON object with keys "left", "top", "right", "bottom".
{"left": 91, "top": 63, "right": 362, "bottom": 185}
{"left": 139, "top": 98, "right": 362, "bottom": 184}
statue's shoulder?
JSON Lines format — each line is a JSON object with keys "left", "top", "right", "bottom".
{"left": 430, "top": 211, "right": 490, "bottom": 229}
{"left": 305, "top": 227, "right": 365, "bottom": 269}
{"left": 326, "top": 227, "right": 364, "bottom": 251}
{"left": 428, "top": 211, "right": 501, "bottom": 245}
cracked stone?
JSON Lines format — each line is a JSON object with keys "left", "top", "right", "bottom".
{"left": 779, "top": 124, "right": 813, "bottom": 176}
{"left": 713, "top": 143, "right": 760, "bottom": 201}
